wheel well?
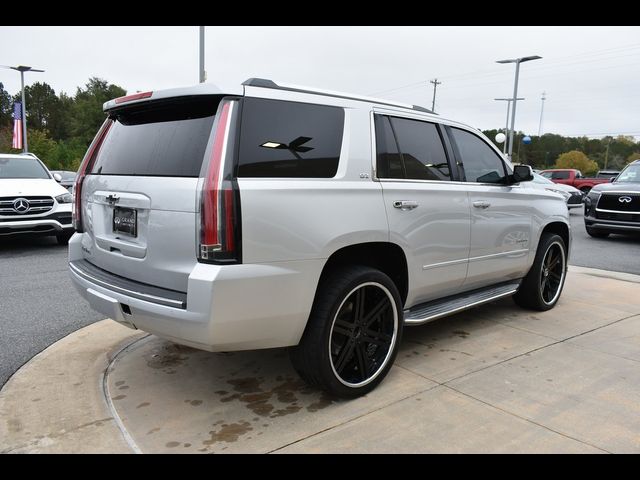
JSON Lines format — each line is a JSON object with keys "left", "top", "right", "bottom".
{"left": 541, "top": 222, "right": 570, "bottom": 255}
{"left": 319, "top": 242, "right": 409, "bottom": 305}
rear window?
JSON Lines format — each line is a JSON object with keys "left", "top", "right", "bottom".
{"left": 237, "top": 98, "right": 344, "bottom": 178}
{"left": 90, "top": 96, "right": 219, "bottom": 177}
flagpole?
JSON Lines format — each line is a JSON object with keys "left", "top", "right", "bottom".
{"left": 20, "top": 70, "right": 28, "bottom": 153}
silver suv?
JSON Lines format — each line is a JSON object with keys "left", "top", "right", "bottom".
{"left": 69, "top": 79, "right": 571, "bottom": 397}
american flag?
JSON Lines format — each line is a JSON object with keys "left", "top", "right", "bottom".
{"left": 12, "top": 102, "right": 23, "bottom": 150}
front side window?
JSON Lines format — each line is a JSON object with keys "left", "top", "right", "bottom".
{"left": 551, "top": 171, "right": 570, "bottom": 180}
{"left": 238, "top": 98, "right": 344, "bottom": 178}
{"left": 375, "top": 115, "right": 451, "bottom": 181}
{"left": 450, "top": 128, "right": 507, "bottom": 183}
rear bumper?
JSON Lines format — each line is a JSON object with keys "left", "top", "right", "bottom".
{"left": 68, "top": 233, "right": 322, "bottom": 352}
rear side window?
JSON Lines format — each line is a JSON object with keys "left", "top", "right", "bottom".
{"left": 375, "top": 115, "right": 451, "bottom": 181}
{"left": 91, "top": 96, "right": 219, "bottom": 177}
{"left": 450, "top": 128, "right": 507, "bottom": 183}
{"left": 551, "top": 171, "right": 570, "bottom": 180}
{"left": 237, "top": 98, "right": 344, "bottom": 178}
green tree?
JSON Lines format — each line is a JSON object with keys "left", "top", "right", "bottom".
{"left": 27, "top": 129, "right": 58, "bottom": 164}
{"left": 0, "top": 82, "right": 13, "bottom": 128}
{"left": 20, "top": 82, "right": 60, "bottom": 131}
{"left": 626, "top": 152, "right": 640, "bottom": 164}
{"left": 70, "top": 78, "right": 126, "bottom": 145}
{"left": 555, "top": 150, "right": 599, "bottom": 176}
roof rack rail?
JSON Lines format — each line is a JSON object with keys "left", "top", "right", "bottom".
{"left": 242, "top": 78, "right": 435, "bottom": 115}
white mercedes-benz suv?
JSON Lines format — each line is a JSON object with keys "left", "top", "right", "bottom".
{"left": 69, "top": 79, "right": 571, "bottom": 397}
{"left": 0, "top": 153, "right": 74, "bottom": 244}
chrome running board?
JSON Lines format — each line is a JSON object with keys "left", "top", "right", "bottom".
{"left": 404, "top": 281, "right": 521, "bottom": 326}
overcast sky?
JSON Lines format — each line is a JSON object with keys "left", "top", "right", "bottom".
{"left": 1, "top": 26, "right": 639, "bottom": 139}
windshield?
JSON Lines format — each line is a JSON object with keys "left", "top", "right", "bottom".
{"left": 0, "top": 157, "right": 50, "bottom": 179}
{"left": 616, "top": 163, "right": 640, "bottom": 183}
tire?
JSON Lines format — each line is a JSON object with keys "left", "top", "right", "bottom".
{"left": 586, "top": 226, "right": 610, "bottom": 238}
{"left": 56, "top": 232, "right": 73, "bottom": 245}
{"left": 290, "top": 265, "right": 403, "bottom": 398}
{"left": 513, "top": 233, "right": 567, "bottom": 311}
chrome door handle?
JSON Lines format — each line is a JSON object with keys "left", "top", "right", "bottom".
{"left": 393, "top": 200, "right": 419, "bottom": 210}
{"left": 473, "top": 201, "right": 491, "bottom": 209}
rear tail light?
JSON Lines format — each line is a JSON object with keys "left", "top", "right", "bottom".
{"left": 198, "top": 99, "right": 241, "bottom": 264}
{"left": 72, "top": 119, "right": 112, "bottom": 232}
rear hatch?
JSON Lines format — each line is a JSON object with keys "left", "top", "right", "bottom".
{"left": 79, "top": 96, "right": 222, "bottom": 292}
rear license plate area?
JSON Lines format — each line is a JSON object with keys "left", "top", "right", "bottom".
{"left": 113, "top": 206, "right": 137, "bottom": 237}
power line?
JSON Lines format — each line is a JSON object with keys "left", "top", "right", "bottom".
{"left": 369, "top": 42, "right": 640, "bottom": 98}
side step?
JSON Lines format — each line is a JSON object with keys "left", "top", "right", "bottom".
{"left": 404, "top": 281, "right": 521, "bottom": 326}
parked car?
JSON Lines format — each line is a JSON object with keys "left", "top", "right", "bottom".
{"left": 0, "top": 153, "right": 74, "bottom": 244}
{"left": 539, "top": 168, "right": 610, "bottom": 194}
{"left": 595, "top": 169, "right": 620, "bottom": 180}
{"left": 50, "top": 170, "right": 77, "bottom": 192}
{"left": 523, "top": 173, "right": 584, "bottom": 210}
{"left": 69, "top": 79, "right": 571, "bottom": 397}
{"left": 583, "top": 159, "right": 640, "bottom": 238}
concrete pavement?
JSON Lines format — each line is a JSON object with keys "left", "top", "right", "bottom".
{"left": 2, "top": 266, "right": 639, "bottom": 453}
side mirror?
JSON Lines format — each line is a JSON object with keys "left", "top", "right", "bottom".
{"left": 609, "top": 176, "right": 617, "bottom": 183}
{"left": 512, "top": 165, "right": 534, "bottom": 183}
{"left": 53, "top": 173, "right": 62, "bottom": 182}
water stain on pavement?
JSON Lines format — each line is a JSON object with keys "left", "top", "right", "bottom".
{"left": 203, "top": 421, "right": 253, "bottom": 445}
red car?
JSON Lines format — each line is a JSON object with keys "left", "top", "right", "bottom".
{"left": 539, "top": 169, "right": 610, "bottom": 194}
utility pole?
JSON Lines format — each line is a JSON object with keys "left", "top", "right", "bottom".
{"left": 430, "top": 78, "right": 441, "bottom": 113}
{"left": 538, "top": 91, "right": 546, "bottom": 136}
{"left": 0, "top": 65, "right": 45, "bottom": 153}
{"left": 199, "top": 26, "right": 206, "bottom": 83}
{"left": 495, "top": 97, "right": 524, "bottom": 154}
{"left": 604, "top": 140, "right": 610, "bottom": 170}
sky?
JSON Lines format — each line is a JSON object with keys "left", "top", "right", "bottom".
{"left": 1, "top": 26, "right": 639, "bottom": 139}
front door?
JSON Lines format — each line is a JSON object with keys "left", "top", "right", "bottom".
{"left": 447, "top": 127, "right": 532, "bottom": 290}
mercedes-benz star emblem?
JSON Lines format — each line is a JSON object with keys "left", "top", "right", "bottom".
{"left": 13, "top": 198, "right": 30, "bottom": 214}
{"left": 618, "top": 196, "right": 633, "bottom": 203}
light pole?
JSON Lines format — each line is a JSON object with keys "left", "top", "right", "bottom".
{"left": 199, "top": 26, "right": 206, "bottom": 83}
{"left": 496, "top": 55, "right": 542, "bottom": 160}
{"left": 0, "top": 64, "right": 45, "bottom": 153}
{"left": 495, "top": 97, "right": 524, "bottom": 154}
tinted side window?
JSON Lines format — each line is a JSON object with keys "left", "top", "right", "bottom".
{"left": 552, "top": 171, "right": 570, "bottom": 180}
{"left": 238, "top": 98, "right": 344, "bottom": 178}
{"left": 391, "top": 118, "right": 450, "bottom": 181}
{"left": 451, "top": 128, "right": 506, "bottom": 183}
{"left": 375, "top": 115, "right": 404, "bottom": 179}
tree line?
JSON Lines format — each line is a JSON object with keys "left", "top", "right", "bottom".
{"left": 0, "top": 78, "right": 125, "bottom": 171}
{"left": 482, "top": 129, "right": 640, "bottom": 175}
{"left": 1, "top": 78, "right": 639, "bottom": 175}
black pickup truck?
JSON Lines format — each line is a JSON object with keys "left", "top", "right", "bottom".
{"left": 584, "top": 159, "right": 640, "bottom": 237}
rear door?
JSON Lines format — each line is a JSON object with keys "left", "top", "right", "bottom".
{"left": 375, "top": 113, "right": 471, "bottom": 307}
{"left": 80, "top": 96, "right": 222, "bottom": 292}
